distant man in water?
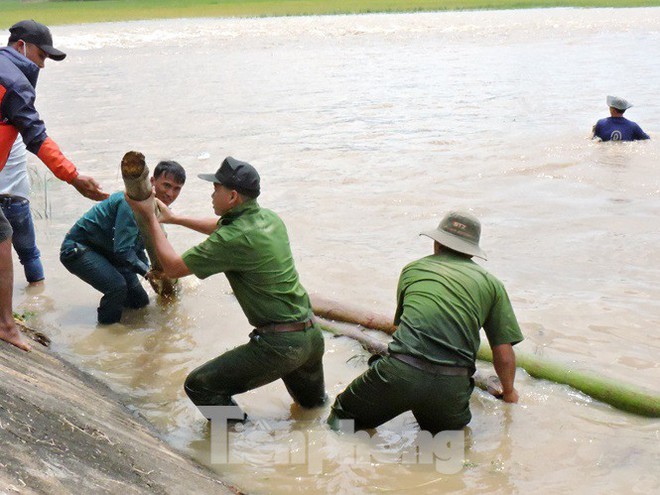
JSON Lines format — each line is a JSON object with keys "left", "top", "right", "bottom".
{"left": 592, "top": 95, "right": 650, "bottom": 142}
{"left": 327, "top": 211, "right": 523, "bottom": 434}
{"left": 1, "top": 20, "right": 108, "bottom": 352}
{"left": 125, "top": 156, "right": 326, "bottom": 421}
{"left": 60, "top": 161, "right": 186, "bottom": 325}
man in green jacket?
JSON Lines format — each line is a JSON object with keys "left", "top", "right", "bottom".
{"left": 328, "top": 211, "right": 523, "bottom": 434}
{"left": 125, "top": 156, "right": 326, "bottom": 421}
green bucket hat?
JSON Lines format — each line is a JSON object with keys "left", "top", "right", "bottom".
{"left": 420, "top": 211, "right": 487, "bottom": 260}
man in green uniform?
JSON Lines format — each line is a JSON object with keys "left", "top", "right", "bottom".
{"left": 125, "top": 156, "right": 326, "bottom": 420}
{"left": 328, "top": 211, "right": 523, "bottom": 434}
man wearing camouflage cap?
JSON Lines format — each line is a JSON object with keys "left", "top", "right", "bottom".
{"left": 328, "top": 211, "right": 523, "bottom": 434}
{"left": 593, "top": 95, "right": 650, "bottom": 142}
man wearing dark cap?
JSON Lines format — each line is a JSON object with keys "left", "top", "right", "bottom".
{"left": 593, "top": 95, "right": 650, "bottom": 142}
{"left": 327, "top": 211, "right": 523, "bottom": 434}
{"left": 1, "top": 20, "right": 108, "bottom": 351}
{"left": 125, "top": 156, "right": 326, "bottom": 421}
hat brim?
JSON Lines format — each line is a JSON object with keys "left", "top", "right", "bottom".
{"left": 420, "top": 229, "right": 487, "bottom": 260}
{"left": 40, "top": 45, "right": 66, "bottom": 61}
{"left": 198, "top": 173, "right": 220, "bottom": 183}
{"left": 606, "top": 96, "right": 632, "bottom": 111}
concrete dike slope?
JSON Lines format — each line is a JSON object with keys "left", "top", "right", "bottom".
{"left": 0, "top": 339, "right": 240, "bottom": 495}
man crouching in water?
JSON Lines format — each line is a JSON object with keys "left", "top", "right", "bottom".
{"left": 328, "top": 211, "right": 522, "bottom": 434}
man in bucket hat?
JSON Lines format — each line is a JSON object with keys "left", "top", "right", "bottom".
{"left": 328, "top": 211, "right": 523, "bottom": 434}
{"left": 1, "top": 20, "right": 107, "bottom": 351}
{"left": 593, "top": 95, "right": 650, "bottom": 142}
{"left": 125, "top": 156, "right": 326, "bottom": 422}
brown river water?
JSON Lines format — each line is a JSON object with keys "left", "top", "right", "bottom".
{"left": 10, "top": 8, "right": 659, "bottom": 494}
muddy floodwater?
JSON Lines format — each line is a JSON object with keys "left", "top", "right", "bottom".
{"left": 12, "top": 7, "right": 660, "bottom": 494}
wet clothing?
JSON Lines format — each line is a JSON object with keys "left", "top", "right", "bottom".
{"left": 181, "top": 199, "right": 326, "bottom": 414}
{"left": 329, "top": 251, "right": 523, "bottom": 433}
{"left": 60, "top": 192, "right": 149, "bottom": 324}
{"left": 593, "top": 117, "right": 650, "bottom": 142}
{"left": 0, "top": 135, "right": 44, "bottom": 282}
{"left": 184, "top": 326, "right": 326, "bottom": 412}
{"left": 327, "top": 355, "right": 474, "bottom": 434}
{"left": 0, "top": 47, "right": 78, "bottom": 182}
{"left": 1, "top": 196, "right": 43, "bottom": 282}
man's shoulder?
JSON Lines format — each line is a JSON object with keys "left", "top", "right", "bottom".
{"left": 107, "top": 190, "right": 127, "bottom": 204}
{"left": 0, "top": 51, "right": 24, "bottom": 89}
{"left": 83, "top": 191, "right": 130, "bottom": 219}
{"left": 217, "top": 205, "right": 282, "bottom": 240}
{"left": 238, "top": 203, "right": 284, "bottom": 230}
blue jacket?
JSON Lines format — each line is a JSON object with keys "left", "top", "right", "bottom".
{"left": 0, "top": 46, "right": 78, "bottom": 181}
{"left": 63, "top": 192, "right": 149, "bottom": 275}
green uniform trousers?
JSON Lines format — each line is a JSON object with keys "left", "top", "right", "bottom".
{"left": 184, "top": 325, "right": 326, "bottom": 417}
{"left": 327, "top": 355, "right": 473, "bottom": 434}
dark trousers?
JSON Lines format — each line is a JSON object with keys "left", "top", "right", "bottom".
{"left": 60, "top": 239, "right": 149, "bottom": 324}
{"left": 1, "top": 197, "right": 44, "bottom": 283}
{"left": 184, "top": 325, "right": 327, "bottom": 418}
{"left": 327, "top": 355, "right": 473, "bottom": 434}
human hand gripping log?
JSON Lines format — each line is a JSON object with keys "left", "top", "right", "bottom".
{"left": 120, "top": 151, "right": 177, "bottom": 296}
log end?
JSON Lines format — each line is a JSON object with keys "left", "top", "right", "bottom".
{"left": 121, "top": 151, "right": 147, "bottom": 179}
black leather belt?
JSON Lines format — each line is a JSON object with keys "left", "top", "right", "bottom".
{"left": 255, "top": 318, "right": 314, "bottom": 333}
{"left": 390, "top": 352, "right": 472, "bottom": 377}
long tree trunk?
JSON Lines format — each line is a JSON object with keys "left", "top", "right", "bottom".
{"left": 121, "top": 151, "right": 177, "bottom": 297}
{"left": 312, "top": 295, "right": 660, "bottom": 417}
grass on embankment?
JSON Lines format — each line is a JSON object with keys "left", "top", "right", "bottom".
{"left": 0, "top": 0, "right": 658, "bottom": 28}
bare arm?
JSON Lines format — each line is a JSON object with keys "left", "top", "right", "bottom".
{"left": 155, "top": 199, "right": 218, "bottom": 235}
{"left": 125, "top": 193, "right": 192, "bottom": 279}
{"left": 491, "top": 343, "right": 519, "bottom": 403}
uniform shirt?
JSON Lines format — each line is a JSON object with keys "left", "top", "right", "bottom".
{"left": 182, "top": 199, "right": 312, "bottom": 327}
{"left": 389, "top": 251, "right": 523, "bottom": 369}
{"left": 593, "top": 117, "right": 650, "bottom": 142}
{"left": 64, "top": 191, "right": 148, "bottom": 275}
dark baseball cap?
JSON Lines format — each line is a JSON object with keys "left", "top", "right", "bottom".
{"left": 198, "top": 156, "right": 260, "bottom": 198}
{"left": 420, "top": 210, "right": 487, "bottom": 260}
{"left": 8, "top": 20, "right": 66, "bottom": 61}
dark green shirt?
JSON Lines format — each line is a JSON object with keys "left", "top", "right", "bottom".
{"left": 389, "top": 251, "right": 523, "bottom": 369}
{"left": 181, "top": 200, "right": 312, "bottom": 327}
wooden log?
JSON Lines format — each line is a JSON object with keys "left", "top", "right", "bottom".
{"left": 312, "top": 296, "right": 660, "bottom": 417}
{"left": 120, "top": 151, "right": 177, "bottom": 297}
{"left": 311, "top": 294, "right": 396, "bottom": 334}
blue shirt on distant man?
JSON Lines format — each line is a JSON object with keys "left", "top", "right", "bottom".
{"left": 593, "top": 95, "right": 650, "bottom": 142}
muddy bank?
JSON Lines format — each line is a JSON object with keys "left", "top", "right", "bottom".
{"left": 0, "top": 338, "right": 240, "bottom": 495}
